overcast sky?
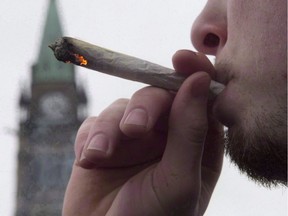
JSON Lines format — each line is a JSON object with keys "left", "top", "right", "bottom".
{"left": 0, "top": 0, "right": 287, "bottom": 215}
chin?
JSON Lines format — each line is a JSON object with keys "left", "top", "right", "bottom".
{"left": 213, "top": 59, "right": 287, "bottom": 186}
{"left": 225, "top": 117, "right": 287, "bottom": 187}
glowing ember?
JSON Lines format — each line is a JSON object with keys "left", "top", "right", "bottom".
{"left": 74, "top": 54, "right": 88, "bottom": 65}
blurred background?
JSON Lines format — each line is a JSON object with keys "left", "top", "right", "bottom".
{"left": 0, "top": 0, "right": 286, "bottom": 215}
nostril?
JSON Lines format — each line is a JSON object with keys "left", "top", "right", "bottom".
{"left": 203, "top": 33, "right": 220, "bottom": 47}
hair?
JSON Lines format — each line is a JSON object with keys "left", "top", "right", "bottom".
{"left": 225, "top": 110, "right": 287, "bottom": 187}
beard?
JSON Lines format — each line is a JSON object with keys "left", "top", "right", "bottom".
{"left": 214, "top": 57, "right": 287, "bottom": 187}
{"left": 225, "top": 111, "right": 287, "bottom": 187}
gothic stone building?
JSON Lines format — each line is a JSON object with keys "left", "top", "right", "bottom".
{"left": 16, "top": 1, "right": 87, "bottom": 215}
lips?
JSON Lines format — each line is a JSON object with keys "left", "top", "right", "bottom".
{"left": 214, "top": 70, "right": 227, "bottom": 87}
{"left": 213, "top": 56, "right": 236, "bottom": 86}
{"left": 207, "top": 56, "right": 237, "bottom": 126}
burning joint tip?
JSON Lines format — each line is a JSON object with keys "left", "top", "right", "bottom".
{"left": 63, "top": 54, "right": 88, "bottom": 66}
{"left": 74, "top": 54, "right": 88, "bottom": 65}
{"left": 49, "top": 40, "right": 88, "bottom": 66}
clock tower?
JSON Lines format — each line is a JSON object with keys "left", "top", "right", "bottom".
{"left": 16, "top": 0, "right": 88, "bottom": 215}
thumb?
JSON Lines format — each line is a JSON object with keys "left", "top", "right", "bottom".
{"left": 165, "top": 71, "right": 210, "bottom": 173}
{"left": 154, "top": 72, "right": 210, "bottom": 212}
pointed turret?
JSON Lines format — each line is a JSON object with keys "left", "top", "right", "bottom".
{"left": 32, "top": 0, "right": 74, "bottom": 83}
{"left": 16, "top": 1, "right": 88, "bottom": 215}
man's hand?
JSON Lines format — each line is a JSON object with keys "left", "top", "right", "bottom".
{"left": 63, "top": 51, "right": 224, "bottom": 216}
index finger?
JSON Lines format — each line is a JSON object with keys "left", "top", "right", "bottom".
{"left": 120, "top": 86, "right": 174, "bottom": 137}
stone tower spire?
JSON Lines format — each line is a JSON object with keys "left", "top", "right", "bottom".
{"left": 33, "top": 0, "right": 74, "bottom": 83}
{"left": 16, "top": 1, "right": 87, "bottom": 215}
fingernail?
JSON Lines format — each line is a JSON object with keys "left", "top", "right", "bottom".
{"left": 87, "top": 133, "right": 109, "bottom": 154}
{"left": 80, "top": 151, "right": 86, "bottom": 161}
{"left": 124, "top": 108, "right": 148, "bottom": 127}
{"left": 76, "top": 144, "right": 85, "bottom": 162}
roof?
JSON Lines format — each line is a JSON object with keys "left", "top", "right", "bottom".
{"left": 33, "top": 0, "right": 74, "bottom": 83}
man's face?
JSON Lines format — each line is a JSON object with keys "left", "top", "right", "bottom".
{"left": 191, "top": 0, "right": 287, "bottom": 185}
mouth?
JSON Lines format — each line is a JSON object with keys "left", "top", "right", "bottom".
{"left": 214, "top": 71, "right": 229, "bottom": 87}
{"left": 211, "top": 61, "right": 237, "bottom": 126}
{"left": 213, "top": 58, "right": 235, "bottom": 86}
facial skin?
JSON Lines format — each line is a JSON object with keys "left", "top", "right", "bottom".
{"left": 191, "top": 0, "right": 287, "bottom": 185}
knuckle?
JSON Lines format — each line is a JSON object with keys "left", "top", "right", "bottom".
{"left": 132, "top": 86, "right": 157, "bottom": 97}
{"left": 76, "top": 117, "right": 97, "bottom": 137}
{"left": 113, "top": 98, "right": 129, "bottom": 105}
{"left": 81, "top": 116, "right": 97, "bottom": 127}
{"left": 93, "top": 117, "right": 119, "bottom": 131}
{"left": 132, "top": 86, "right": 171, "bottom": 101}
{"left": 183, "top": 118, "right": 208, "bottom": 144}
{"left": 98, "top": 99, "right": 128, "bottom": 122}
{"left": 186, "top": 124, "right": 207, "bottom": 144}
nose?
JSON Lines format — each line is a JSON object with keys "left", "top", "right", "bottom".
{"left": 191, "top": 1, "right": 227, "bottom": 56}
